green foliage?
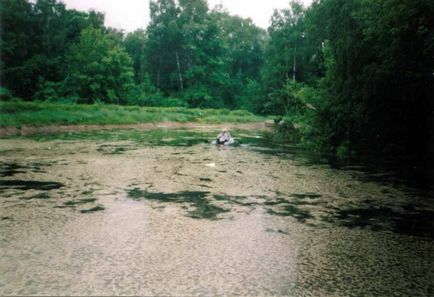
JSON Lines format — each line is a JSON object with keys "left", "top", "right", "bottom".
{"left": 0, "top": 0, "right": 266, "bottom": 111}
{"left": 63, "top": 27, "right": 135, "bottom": 104}
{"left": 261, "top": 1, "right": 309, "bottom": 114}
{"left": 0, "top": 0, "right": 105, "bottom": 99}
{"left": 124, "top": 30, "right": 147, "bottom": 84}
{"left": 1, "top": 0, "right": 40, "bottom": 98}
{"left": 144, "top": 0, "right": 265, "bottom": 108}
{"left": 261, "top": 0, "right": 434, "bottom": 160}
{"left": 182, "top": 86, "right": 221, "bottom": 109}
{"left": 336, "top": 140, "right": 351, "bottom": 160}
{"left": 2, "top": 0, "right": 433, "bottom": 162}
{"left": 33, "top": 80, "right": 64, "bottom": 102}
{"left": 0, "top": 100, "right": 267, "bottom": 127}
{"left": 238, "top": 79, "right": 264, "bottom": 113}
{"left": 126, "top": 75, "right": 164, "bottom": 106}
{"left": 0, "top": 88, "right": 13, "bottom": 101}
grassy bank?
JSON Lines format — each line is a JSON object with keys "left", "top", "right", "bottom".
{"left": 0, "top": 101, "right": 268, "bottom": 127}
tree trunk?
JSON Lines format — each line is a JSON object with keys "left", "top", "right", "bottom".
{"left": 175, "top": 51, "right": 184, "bottom": 92}
{"left": 157, "top": 56, "right": 161, "bottom": 88}
{"left": 293, "top": 42, "right": 297, "bottom": 83}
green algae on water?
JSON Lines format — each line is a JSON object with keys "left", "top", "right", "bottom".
{"left": 19, "top": 192, "right": 50, "bottom": 200}
{"left": 0, "top": 180, "right": 64, "bottom": 191}
{"left": 0, "top": 163, "right": 26, "bottom": 177}
{"left": 290, "top": 193, "right": 322, "bottom": 199}
{"left": 267, "top": 205, "right": 314, "bottom": 223}
{"left": 80, "top": 205, "right": 105, "bottom": 213}
{"left": 127, "top": 188, "right": 228, "bottom": 220}
{"left": 199, "top": 177, "right": 212, "bottom": 182}
{"left": 64, "top": 198, "right": 97, "bottom": 206}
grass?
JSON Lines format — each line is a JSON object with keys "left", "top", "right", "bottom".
{"left": 0, "top": 100, "right": 268, "bottom": 127}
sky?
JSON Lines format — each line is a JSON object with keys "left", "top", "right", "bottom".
{"left": 61, "top": 0, "right": 313, "bottom": 32}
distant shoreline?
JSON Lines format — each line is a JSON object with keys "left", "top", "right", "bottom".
{"left": 0, "top": 122, "right": 270, "bottom": 137}
{"left": 0, "top": 101, "right": 271, "bottom": 137}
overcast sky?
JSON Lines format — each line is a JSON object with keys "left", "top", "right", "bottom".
{"left": 61, "top": 0, "right": 313, "bottom": 32}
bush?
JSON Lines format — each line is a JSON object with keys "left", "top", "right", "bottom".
{"left": 230, "top": 109, "right": 254, "bottom": 117}
{"left": 0, "top": 87, "right": 13, "bottom": 101}
{"left": 182, "top": 86, "right": 223, "bottom": 109}
{"left": 33, "top": 81, "right": 63, "bottom": 102}
{"left": 336, "top": 140, "right": 351, "bottom": 159}
{"left": 159, "top": 97, "right": 188, "bottom": 108}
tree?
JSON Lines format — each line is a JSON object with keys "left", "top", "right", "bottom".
{"left": 124, "top": 29, "right": 147, "bottom": 84}
{"left": 63, "top": 27, "right": 135, "bottom": 104}
{"left": 0, "top": 0, "right": 107, "bottom": 99}
{"left": 210, "top": 7, "right": 266, "bottom": 108}
{"left": 261, "top": 0, "right": 309, "bottom": 114}
{"left": 146, "top": 0, "right": 181, "bottom": 91}
{"left": 0, "top": 0, "right": 39, "bottom": 98}
{"left": 179, "top": 0, "right": 227, "bottom": 107}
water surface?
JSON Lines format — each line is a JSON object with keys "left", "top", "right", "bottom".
{"left": 1, "top": 127, "right": 433, "bottom": 296}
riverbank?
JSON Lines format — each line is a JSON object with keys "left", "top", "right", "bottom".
{"left": 0, "top": 101, "right": 269, "bottom": 129}
{"left": 0, "top": 122, "right": 270, "bottom": 137}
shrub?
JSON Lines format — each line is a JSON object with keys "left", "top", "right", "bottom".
{"left": 0, "top": 87, "right": 13, "bottom": 101}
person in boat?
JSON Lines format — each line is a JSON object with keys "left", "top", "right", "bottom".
{"left": 215, "top": 128, "right": 233, "bottom": 145}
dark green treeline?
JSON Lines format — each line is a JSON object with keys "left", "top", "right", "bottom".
{"left": 0, "top": 0, "right": 266, "bottom": 109}
{"left": 1, "top": 0, "right": 433, "bottom": 159}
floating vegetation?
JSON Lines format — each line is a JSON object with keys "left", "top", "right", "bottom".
{"left": 80, "top": 205, "right": 105, "bottom": 213}
{"left": 213, "top": 194, "right": 261, "bottom": 207}
{"left": 97, "top": 144, "right": 135, "bottom": 155}
{"left": 327, "top": 206, "right": 434, "bottom": 238}
{"left": 0, "top": 163, "right": 26, "bottom": 177}
{"left": 64, "top": 198, "right": 97, "bottom": 206}
{"left": 263, "top": 198, "right": 291, "bottom": 206}
{"left": 29, "top": 129, "right": 215, "bottom": 148}
{"left": 54, "top": 205, "right": 74, "bottom": 209}
{"left": 0, "top": 180, "right": 64, "bottom": 191}
{"left": 20, "top": 192, "right": 50, "bottom": 200}
{"left": 0, "top": 161, "right": 53, "bottom": 177}
{"left": 79, "top": 198, "right": 97, "bottom": 203}
{"left": 127, "top": 188, "right": 228, "bottom": 220}
{"left": 188, "top": 203, "right": 229, "bottom": 219}
{"left": 265, "top": 228, "right": 289, "bottom": 235}
{"left": 290, "top": 192, "right": 322, "bottom": 199}
{"left": 267, "top": 205, "right": 314, "bottom": 222}
{"left": 199, "top": 177, "right": 212, "bottom": 182}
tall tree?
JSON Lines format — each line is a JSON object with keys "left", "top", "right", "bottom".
{"left": 0, "top": 0, "right": 39, "bottom": 98}
{"left": 146, "top": 0, "right": 181, "bottom": 91}
{"left": 124, "top": 29, "right": 148, "bottom": 84}
{"left": 178, "top": 0, "right": 227, "bottom": 107}
{"left": 0, "top": 0, "right": 107, "bottom": 99}
{"left": 211, "top": 7, "right": 266, "bottom": 109}
{"left": 262, "top": 0, "right": 308, "bottom": 114}
{"left": 63, "top": 27, "right": 135, "bottom": 104}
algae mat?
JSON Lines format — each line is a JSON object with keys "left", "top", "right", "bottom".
{"left": 1, "top": 128, "right": 433, "bottom": 296}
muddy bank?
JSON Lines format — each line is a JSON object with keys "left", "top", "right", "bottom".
{"left": 0, "top": 122, "right": 268, "bottom": 137}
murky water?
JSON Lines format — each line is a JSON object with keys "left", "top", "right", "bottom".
{"left": 1, "top": 127, "right": 433, "bottom": 296}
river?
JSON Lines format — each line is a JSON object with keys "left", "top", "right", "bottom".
{"left": 1, "top": 127, "right": 433, "bottom": 296}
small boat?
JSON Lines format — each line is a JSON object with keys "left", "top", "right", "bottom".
{"left": 211, "top": 138, "right": 235, "bottom": 146}
{"left": 212, "top": 128, "right": 235, "bottom": 146}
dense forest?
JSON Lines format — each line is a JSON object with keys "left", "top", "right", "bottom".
{"left": 1, "top": 0, "right": 433, "bottom": 162}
